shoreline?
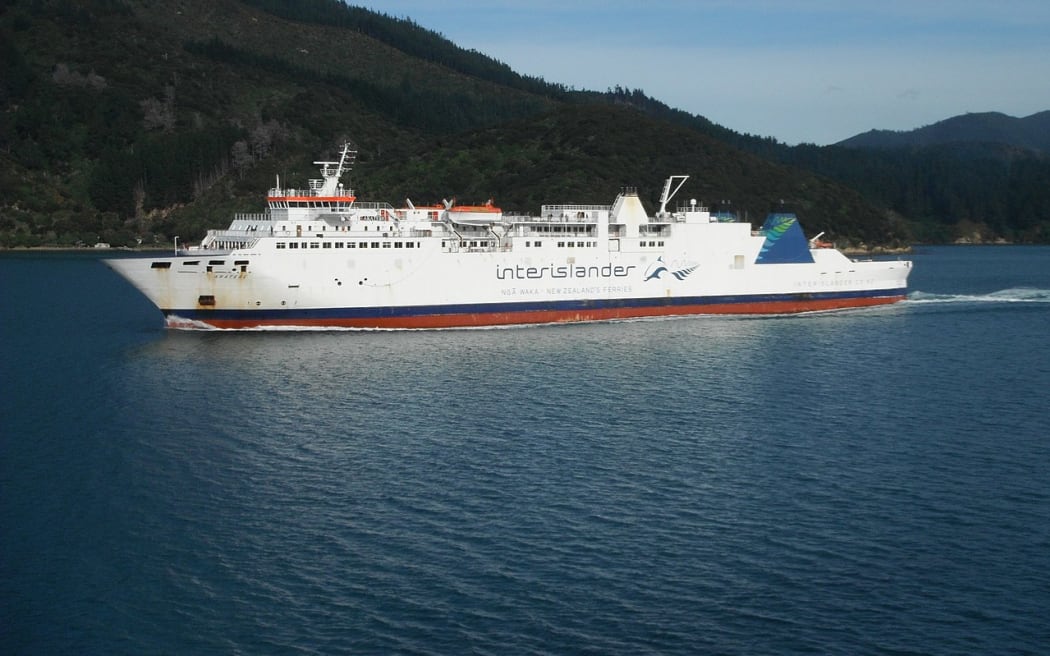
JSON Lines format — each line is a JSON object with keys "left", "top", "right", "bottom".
{"left": 0, "top": 246, "right": 174, "bottom": 253}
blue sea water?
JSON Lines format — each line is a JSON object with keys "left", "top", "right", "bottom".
{"left": 2, "top": 246, "right": 1049, "bottom": 655}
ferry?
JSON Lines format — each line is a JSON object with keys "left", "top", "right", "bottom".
{"left": 105, "top": 144, "right": 912, "bottom": 329}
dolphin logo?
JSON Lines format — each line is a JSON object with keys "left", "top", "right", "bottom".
{"left": 644, "top": 257, "right": 668, "bottom": 281}
{"left": 644, "top": 257, "right": 698, "bottom": 282}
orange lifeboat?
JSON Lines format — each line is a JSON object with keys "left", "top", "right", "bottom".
{"left": 448, "top": 199, "right": 502, "bottom": 223}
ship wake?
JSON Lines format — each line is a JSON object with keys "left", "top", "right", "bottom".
{"left": 907, "top": 288, "right": 1050, "bottom": 305}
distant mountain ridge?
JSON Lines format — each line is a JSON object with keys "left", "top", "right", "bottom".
{"left": 2, "top": 0, "right": 1049, "bottom": 246}
{"left": 836, "top": 111, "right": 1050, "bottom": 153}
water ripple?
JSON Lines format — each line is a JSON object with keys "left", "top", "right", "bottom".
{"left": 4, "top": 249, "right": 1050, "bottom": 654}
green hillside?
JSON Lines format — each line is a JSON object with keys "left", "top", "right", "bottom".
{"left": 2, "top": 0, "right": 1038, "bottom": 248}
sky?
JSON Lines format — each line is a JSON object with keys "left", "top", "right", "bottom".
{"left": 359, "top": 1, "right": 1050, "bottom": 145}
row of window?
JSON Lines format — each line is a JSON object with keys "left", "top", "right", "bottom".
{"left": 271, "top": 239, "right": 664, "bottom": 251}
{"left": 275, "top": 241, "right": 421, "bottom": 250}
{"left": 181, "top": 260, "right": 250, "bottom": 266}
{"left": 445, "top": 240, "right": 496, "bottom": 249}
{"left": 527, "top": 225, "right": 597, "bottom": 233}
{"left": 153, "top": 259, "right": 251, "bottom": 271}
{"left": 538, "top": 240, "right": 665, "bottom": 248}
{"left": 439, "top": 240, "right": 601, "bottom": 249}
{"left": 269, "top": 201, "right": 354, "bottom": 209}
{"left": 542, "top": 240, "right": 662, "bottom": 248}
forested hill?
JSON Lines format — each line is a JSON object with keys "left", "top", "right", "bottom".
{"left": 766, "top": 112, "right": 1050, "bottom": 244}
{"left": 0, "top": 0, "right": 1045, "bottom": 247}
{"left": 837, "top": 112, "right": 1050, "bottom": 153}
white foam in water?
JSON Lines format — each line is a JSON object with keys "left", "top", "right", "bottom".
{"left": 908, "top": 287, "right": 1050, "bottom": 304}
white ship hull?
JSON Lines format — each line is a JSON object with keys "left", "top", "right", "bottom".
{"left": 106, "top": 240, "right": 909, "bottom": 329}
{"left": 106, "top": 146, "right": 911, "bottom": 329}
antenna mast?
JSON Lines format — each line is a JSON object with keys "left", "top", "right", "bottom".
{"left": 658, "top": 175, "right": 689, "bottom": 216}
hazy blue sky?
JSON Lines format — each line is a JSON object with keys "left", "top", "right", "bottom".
{"left": 359, "top": 1, "right": 1050, "bottom": 145}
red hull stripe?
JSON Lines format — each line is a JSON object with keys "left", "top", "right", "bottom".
{"left": 165, "top": 294, "right": 906, "bottom": 329}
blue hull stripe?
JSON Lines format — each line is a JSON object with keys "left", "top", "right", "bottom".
{"left": 166, "top": 287, "right": 907, "bottom": 321}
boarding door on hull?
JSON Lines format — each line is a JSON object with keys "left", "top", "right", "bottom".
{"left": 282, "top": 282, "right": 301, "bottom": 309}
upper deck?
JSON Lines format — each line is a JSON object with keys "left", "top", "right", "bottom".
{"left": 193, "top": 146, "right": 755, "bottom": 255}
